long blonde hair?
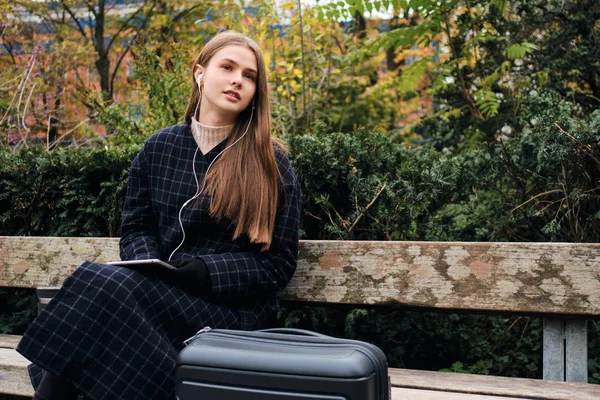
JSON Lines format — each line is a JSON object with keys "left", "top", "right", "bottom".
{"left": 185, "top": 31, "right": 285, "bottom": 250}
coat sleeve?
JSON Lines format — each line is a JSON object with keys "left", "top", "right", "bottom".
{"left": 199, "top": 154, "right": 301, "bottom": 300}
{"left": 119, "top": 143, "right": 161, "bottom": 261}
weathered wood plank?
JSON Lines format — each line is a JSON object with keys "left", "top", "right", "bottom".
{"left": 0, "top": 348, "right": 32, "bottom": 396}
{"left": 0, "top": 335, "right": 21, "bottom": 350}
{"left": 0, "top": 236, "right": 120, "bottom": 287}
{"left": 2, "top": 237, "right": 600, "bottom": 315}
{"left": 389, "top": 368, "right": 600, "bottom": 400}
{"left": 391, "top": 387, "right": 536, "bottom": 400}
{"left": 291, "top": 241, "right": 600, "bottom": 315}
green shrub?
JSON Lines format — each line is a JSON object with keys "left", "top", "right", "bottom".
{"left": 0, "top": 146, "right": 138, "bottom": 237}
{"left": 289, "top": 129, "right": 468, "bottom": 241}
{"left": 0, "top": 288, "right": 37, "bottom": 335}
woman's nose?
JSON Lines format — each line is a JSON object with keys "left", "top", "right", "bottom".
{"left": 231, "top": 74, "right": 242, "bottom": 87}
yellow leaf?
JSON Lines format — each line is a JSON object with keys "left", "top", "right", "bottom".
{"left": 281, "top": 1, "right": 296, "bottom": 10}
{"left": 264, "top": 53, "right": 272, "bottom": 67}
{"left": 345, "top": 95, "right": 351, "bottom": 104}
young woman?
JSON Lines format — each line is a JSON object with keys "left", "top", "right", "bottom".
{"left": 17, "top": 31, "right": 301, "bottom": 400}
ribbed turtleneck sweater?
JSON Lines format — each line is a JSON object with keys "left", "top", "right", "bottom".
{"left": 190, "top": 118, "right": 232, "bottom": 155}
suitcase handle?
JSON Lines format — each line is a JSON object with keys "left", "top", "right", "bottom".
{"left": 260, "top": 328, "right": 331, "bottom": 338}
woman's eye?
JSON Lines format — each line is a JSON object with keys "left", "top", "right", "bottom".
{"left": 222, "top": 65, "right": 232, "bottom": 71}
{"left": 245, "top": 74, "right": 255, "bottom": 81}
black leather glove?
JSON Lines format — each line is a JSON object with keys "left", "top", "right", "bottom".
{"left": 168, "top": 258, "right": 212, "bottom": 296}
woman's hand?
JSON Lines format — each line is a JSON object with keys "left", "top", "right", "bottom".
{"left": 169, "top": 258, "right": 212, "bottom": 296}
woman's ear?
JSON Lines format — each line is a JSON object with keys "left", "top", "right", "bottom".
{"left": 194, "top": 65, "right": 204, "bottom": 86}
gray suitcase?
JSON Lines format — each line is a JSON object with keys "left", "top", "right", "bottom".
{"left": 176, "top": 328, "right": 390, "bottom": 400}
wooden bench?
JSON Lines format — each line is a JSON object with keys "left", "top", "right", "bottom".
{"left": 1, "top": 236, "right": 600, "bottom": 399}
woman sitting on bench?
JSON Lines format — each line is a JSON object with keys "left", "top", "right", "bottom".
{"left": 17, "top": 30, "right": 301, "bottom": 400}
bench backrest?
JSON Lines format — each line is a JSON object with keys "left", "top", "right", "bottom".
{"left": 1, "top": 236, "right": 600, "bottom": 316}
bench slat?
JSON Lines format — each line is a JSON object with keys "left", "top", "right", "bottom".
{"left": 0, "top": 335, "right": 21, "bottom": 349}
{"left": 389, "top": 368, "right": 600, "bottom": 400}
{"left": 0, "top": 348, "right": 32, "bottom": 396}
{"left": 2, "top": 344, "right": 596, "bottom": 400}
{"left": 391, "top": 387, "right": 536, "bottom": 400}
{"left": 2, "top": 237, "right": 600, "bottom": 316}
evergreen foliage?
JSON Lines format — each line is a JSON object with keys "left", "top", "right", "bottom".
{"left": 0, "top": 147, "right": 137, "bottom": 237}
{"left": 0, "top": 288, "right": 36, "bottom": 337}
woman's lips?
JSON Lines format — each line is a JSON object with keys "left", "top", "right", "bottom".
{"left": 223, "top": 91, "right": 240, "bottom": 101}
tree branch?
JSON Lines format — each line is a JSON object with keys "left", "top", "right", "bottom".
{"left": 48, "top": 119, "right": 89, "bottom": 150}
{"left": 510, "top": 189, "right": 562, "bottom": 214}
{"left": 348, "top": 184, "right": 387, "bottom": 233}
{"left": 106, "top": 4, "right": 148, "bottom": 53}
{"left": 554, "top": 122, "right": 600, "bottom": 168}
{"left": 305, "top": 211, "right": 322, "bottom": 221}
{"left": 86, "top": 0, "right": 98, "bottom": 19}
{"left": 61, "top": 2, "right": 89, "bottom": 40}
{"left": 109, "top": 44, "right": 131, "bottom": 97}
{"left": 172, "top": 3, "right": 205, "bottom": 22}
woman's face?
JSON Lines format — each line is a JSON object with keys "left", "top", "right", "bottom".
{"left": 195, "top": 45, "right": 258, "bottom": 126}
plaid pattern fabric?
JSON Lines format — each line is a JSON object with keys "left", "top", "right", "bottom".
{"left": 120, "top": 123, "right": 301, "bottom": 306}
{"left": 17, "top": 123, "right": 301, "bottom": 399}
{"left": 18, "top": 262, "right": 240, "bottom": 399}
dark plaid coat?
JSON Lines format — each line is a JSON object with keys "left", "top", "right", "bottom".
{"left": 17, "top": 123, "right": 302, "bottom": 399}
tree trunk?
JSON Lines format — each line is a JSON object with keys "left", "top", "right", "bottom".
{"left": 96, "top": 55, "right": 111, "bottom": 102}
{"left": 48, "top": 113, "right": 59, "bottom": 145}
{"left": 94, "top": 0, "right": 111, "bottom": 101}
{"left": 40, "top": 87, "right": 61, "bottom": 145}
{"left": 353, "top": 11, "right": 366, "bottom": 39}
{"left": 386, "top": 11, "right": 400, "bottom": 71}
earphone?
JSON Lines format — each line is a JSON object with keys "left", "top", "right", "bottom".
{"left": 168, "top": 92, "right": 256, "bottom": 262}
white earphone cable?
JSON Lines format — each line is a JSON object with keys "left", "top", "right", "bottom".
{"left": 168, "top": 96, "right": 255, "bottom": 261}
